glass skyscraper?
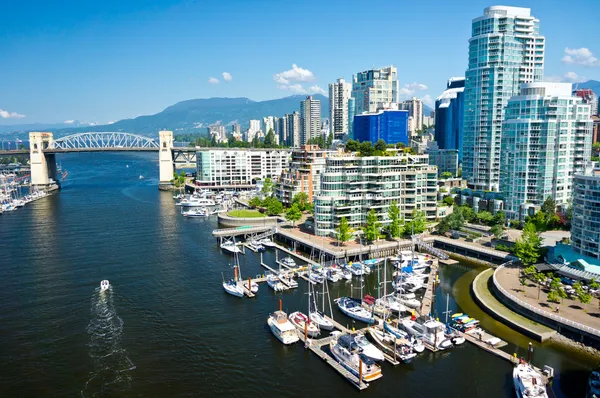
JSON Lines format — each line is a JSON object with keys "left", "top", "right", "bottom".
{"left": 348, "top": 97, "right": 356, "bottom": 139}
{"left": 353, "top": 109, "right": 409, "bottom": 145}
{"left": 435, "top": 77, "right": 465, "bottom": 160}
{"left": 463, "top": 6, "right": 545, "bottom": 191}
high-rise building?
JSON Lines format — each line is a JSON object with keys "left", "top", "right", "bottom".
{"left": 246, "top": 119, "right": 261, "bottom": 142}
{"left": 400, "top": 97, "right": 423, "bottom": 134}
{"left": 500, "top": 82, "right": 592, "bottom": 219}
{"left": 593, "top": 115, "right": 600, "bottom": 144}
{"left": 426, "top": 141, "right": 459, "bottom": 177}
{"left": 463, "top": 6, "right": 545, "bottom": 191}
{"left": 263, "top": 116, "right": 275, "bottom": 135}
{"left": 300, "top": 96, "right": 322, "bottom": 144}
{"left": 352, "top": 66, "right": 399, "bottom": 115}
{"left": 573, "top": 88, "right": 599, "bottom": 116}
{"left": 571, "top": 163, "right": 600, "bottom": 262}
{"left": 286, "top": 112, "right": 301, "bottom": 147}
{"left": 329, "top": 78, "right": 352, "bottom": 139}
{"left": 348, "top": 97, "right": 356, "bottom": 139}
{"left": 435, "top": 77, "right": 465, "bottom": 160}
{"left": 230, "top": 122, "right": 241, "bottom": 135}
{"left": 207, "top": 124, "right": 227, "bottom": 143}
{"left": 277, "top": 116, "right": 288, "bottom": 146}
{"left": 353, "top": 106, "right": 409, "bottom": 145}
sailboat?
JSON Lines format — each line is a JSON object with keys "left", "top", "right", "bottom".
{"left": 309, "top": 254, "right": 335, "bottom": 331}
{"left": 222, "top": 264, "right": 245, "bottom": 298}
{"left": 329, "top": 332, "right": 383, "bottom": 382}
{"left": 367, "top": 327, "right": 417, "bottom": 364}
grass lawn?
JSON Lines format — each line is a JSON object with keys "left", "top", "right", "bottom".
{"left": 228, "top": 209, "right": 266, "bottom": 218}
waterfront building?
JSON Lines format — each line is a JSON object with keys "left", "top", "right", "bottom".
{"left": 313, "top": 152, "right": 438, "bottom": 236}
{"left": 329, "top": 78, "right": 351, "bottom": 139}
{"left": 300, "top": 96, "right": 322, "bottom": 144}
{"left": 400, "top": 97, "right": 423, "bottom": 135}
{"left": 453, "top": 189, "right": 505, "bottom": 214}
{"left": 196, "top": 148, "right": 290, "bottom": 187}
{"left": 570, "top": 163, "right": 600, "bottom": 263}
{"left": 463, "top": 6, "right": 545, "bottom": 191}
{"left": 352, "top": 66, "right": 399, "bottom": 115}
{"left": 353, "top": 106, "right": 409, "bottom": 145}
{"left": 500, "top": 82, "right": 593, "bottom": 219}
{"left": 348, "top": 97, "right": 356, "bottom": 139}
{"left": 274, "top": 145, "right": 331, "bottom": 205}
{"left": 573, "top": 88, "right": 598, "bottom": 116}
{"left": 425, "top": 141, "right": 459, "bottom": 177}
{"left": 435, "top": 77, "right": 465, "bottom": 159}
{"left": 286, "top": 112, "right": 301, "bottom": 147}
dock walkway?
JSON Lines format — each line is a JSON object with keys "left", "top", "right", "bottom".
{"left": 419, "top": 259, "right": 439, "bottom": 316}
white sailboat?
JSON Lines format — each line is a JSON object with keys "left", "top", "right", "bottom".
{"left": 367, "top": 327, "right": 417, "bottom": 364}
{"left": 353, "top": 332, "right": 384, "bottom": 362}
{"left": 221, "top": 238, "right": 242, "bottom": 254}
{"left": 309, "top": 260, "right": 335, "bottom": 331}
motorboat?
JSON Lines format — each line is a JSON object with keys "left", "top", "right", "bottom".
{"left": 248, "top": 240, "right": 265, "bottom": 252}
{"left": 349, "top": 263, "right": 364, "bottom": 276}
{"left": 182, "top": 207, "right": 209, "bottom": 217}
{"left": 326, "top": 268, "right": 342, "bottom": 283}
{"left": 220, "top": 239, "right": 242, "bottom": 254}
{"left": 267, "top": 274, "right": 286, "bottom": 292}
{"left": 396, "top": 293, "right": 421, "bottom": 309}
{"left": 279, "top": 273, "right": 298, "bottom": 289}
{"left": 367, "top": 328, "right": 417, "bottom": 364}
{"left": 393, "top": 280, "right": 425, "bottom": 293}
{"left": 353, "top": 333, "right": 384, "bottom": 362}
{"left": 341, "top": 268, "right": 352, "bottom": 280}
{"left": 259, "top": 238, "right": 277, "bottom": 248}
{"left": 445, "top": 326, "right": 465, "bottom": 346}
{"left": 267, "top": 311, "right": 300, "bottom": 345}
{"left": 401, "top": 316, "right": 453, "bottom": 350}
{"left": 376, "top": 294, "right": 407, "bottom": 314}
{"left": 223, "top": 279, "right": 244, "bottom": 298}
{"left": 176, "top": 197, "right": 216, "bottom": 207}
{"left": 281, "top": 257, "right": 297, "bottom": 268}
{"left": 308, "top": 271, "right": 324, "bottom": 285}
{"left": 289, "top": 311, "right": 320, "bottom": 338}
{"left": 335, "top": 297, "right": 374, "bottom": 324}
{"left": 100, "top": 280, "right": 110, "bottom": 292}
{"left": 384, "top": 321, "right": 425, "bottom": 353}
{"left": 309, "top": 310, "right": 334, "bottom": 331}
{"left": 139, "top": 175, "right": 144, "bottom": 180}
{"left": 513, "top": 362, "right": 548, "bottom": 398}
{"left": 329, "top": 333, "right": 383, "bottom": 382}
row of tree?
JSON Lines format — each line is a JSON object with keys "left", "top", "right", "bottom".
{"left": 344, "top": 139, "right": 417, "bottom": 157}
{"left": 182, "top": 129, "right": 286, "bottom": 149}
{"left": 436, "top": 205, "right": 506, "bottom": 238}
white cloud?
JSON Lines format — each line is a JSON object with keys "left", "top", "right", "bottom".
{"left": 562, "top": 47, "right": 600, "bottom": 67}
{"left": 405, "top": 82, "right": 428, "bottom": 91}
{"left": 0, "top": 109, "right": 25, "bottom": 119}
{"left": 398, "top": 82, "right": 429, "bottom": 100}
{"left": 222, "top": 72, "right": 232, "bottom": 81}
{"left": 308, "top": 85, "right": 326, "bottom": 95}
{"left": 545, "top": 71, "right": 584, "bottom": 83}
{"left": 278, "top": 83, "right": 307, "bottom": 94}
{"left": 273, "top": 64, "right": 315, "bottom": 85}
{"left": 208, "top": 77, "right": 220, "bottom": 84}
{"left": 64, "top": 120, "right": 75, "bottom": 124}
{"left": 422, "top": 95, "right": 434, "bottom": 108}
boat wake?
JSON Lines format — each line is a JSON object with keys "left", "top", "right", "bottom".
{"left": 81, "top": 286, "right": 136, "bottom": 397}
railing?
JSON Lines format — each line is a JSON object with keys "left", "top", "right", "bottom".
{"left": 493, "top": 265, "right": 600, "bottom": 338}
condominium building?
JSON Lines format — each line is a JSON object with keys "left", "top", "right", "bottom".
{"left": 571, "top": 163, "right": 600, "bottom": 262}
{"left": 195, "top": 148, "right": 291, "bottom": 187}
{"left": 246, "top": 119, "right": 261, "bottom": 142}
{"left": 500, "top": 82, "right": 593, "bottom": 219}
{"left": 573, "top": 88, "right": 599, "bottom": 116}
{"left": 329, "top": 78, "right": 352, "bottom": 139}
{"left": 400, "top": 97, "right": 423, "bottom": 134}
{"left": 463, "top": 6, "right": 545, "bottom": 191}
{"left": 286, "top": 112, "right": 301, "bottom": 147}
{"left": 263, "top": 116, "right": 275, "bottom": 135}
{"left": 274, "top": 145, "right": 331, "bottom": 205}
{"left": 352, "top": 66, "right": 399, "bottom": 115}
{"left": 300, "top": 96, "right": 322, "bottom": 144}
{"left": 425, "top": 141, "right": 459, "bottom": 177}
{"left": 348, "top": 97, "right": 356, "bottom": 139}
{"left": 230, "top": 122, "right": 241, "bottom": 135}
{"left": 593, "top": 115, "right": 600, "bottom": 144}
{"left": 313, "top": 153, "right": 438, "bottom": 237}
{"left": 435, "top": 77, "right": 465, "bottom": 160}
{"left": 277, "top": 116, "right": 288, "bottom": 145}
{"left": 353, "top": 106, "right": 409, "bottom": 145}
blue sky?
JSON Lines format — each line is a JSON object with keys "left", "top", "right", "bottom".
{"left": 0, "top": 0, "right": 598, "bottom": 125}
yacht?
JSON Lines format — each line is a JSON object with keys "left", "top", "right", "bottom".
{"left": 267, "top": 311, "right": 300, "bottom": 345}
{"left": 259, "top": 238, "right": 276, "bottom": 248}
{"left": 335, "top": 297, "right": 374, "bottom": 324}
{"left": 176, "top": 197, "right": 216, "bottom": 207}
{"left": 248, "top": 240, "right": 265, "bottom": 252}
{"left": 220, "top": 239, "right": 242, "bottom": 254}
{"left": 401, "top": 316, "right": 453, "bottom": 350}
{"left": 376, "top": 294, "right": 407, "bottom": 314}
{"left": 289, "top": 311, "right": 320, "bottom": 337}
{"left": 309, "top": 310, "right": 334, "bottom": 331}
{"left": 279, "top": 273, "right": 298, "bottom": 289}
{"left": 223, "top": 279, "right": 244, "bottom": 298}
{"left": 100, "top": 280, "right": 110, "bottom": 292}
{"left": 353, "top": 333, "right": 384, "bottom": 362}
{"left": 281, "top": 257, "right": 297, "bottom": 268}
{"left": 341, "top": 268, "right": 353, "bottom": 280}
{"left": 396, "top": 292, "right": 421, "bottom": 309}
{"left": 326, "top": 268, "right": 342, "bottom": 283}
{"left": 308, "top": 271, "right": 324, "bottom": 285}
{"left": 349, "top": 263, "right": 364, "bottom": 276}
{"left": 367, "top": 328, "right": 417, "bottom": 364}
{"left": 384, "top": 321, "right": 425, "bottom": 353}
{"left": 329, "top": 333, "right": 383, "bottom": 382}
{"left": 513, "top": 362, "right": 548, "bottom": 398}
{"left": 182, "top": 207, "right": 209, "bottom": 217}
{"left": 267, "top": 274, "right": 286, "bottom": 292}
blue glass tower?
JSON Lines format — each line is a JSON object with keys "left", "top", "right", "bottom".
{"left": 348, "top": 97, "right": 356, "bottom": 139}
{"left": 353, "top": 109, "right": 409, "bottom": 145}
{"left": 435, "top": 77, "right": 465, "bottom": 160}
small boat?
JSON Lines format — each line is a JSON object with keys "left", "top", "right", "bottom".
{"left": 220, "top": 239, "right": 242, "bottom": 254}
{"left": 513, "top": 362, "right": 548, "bottom": 398}
{"left": 402, "top": 316, "right": 453, "bottom": 350}
{"left": 139, "top": 175, "right": 144, "bottom": 180}
{"left": 259, "top": 238, "right": 276, "bottom": 248}
{"left": 248, "top": 240, "right": 265, "bottom": 252}
{"left": 267, "top": 311, "right": 300, "bottom": 345}
{"left": 335, "top": 297, "right": 374, "bottom": 324}
{"left": 309, "top": 310, "right": 334, "bottom": 331}
{"left": 327, "top": 268, "right": 342, "bottom": 283}
{"left": 353, "top": 333, "right": 384, "bottom": 362}
{"left": 349, "top": 263, "right": 364, "bottom": 276}
{"left": 289, "top": 311, "right": 320, "bottom": 337}
{"left": 279, "top": 273, "right": 298, "bottom": 288}
{"left": 396, "top": 293, "right": 421, "bottom": 309}
{"left": 267, "top": 274, "right": 286, "bottom": 292}
{"left": 341, "top": 268, "right": 352, "bottom": 280}
{"left": 281, "top": 257, "right": 297, "bottom": 268}
{"left": 182, "top": 207, "right": 209, "bottom": 217}
{"left": 223, "top": 279, "right": 244, "bottom": 298}
{"left": 100, "top": 280, "right": 110, "bottom": 292}
{"left": 376, "top": 295, "right": 407, "bottom": 314}
{"left": 367, "top": 327, "right": 417, "bottom": 364}
{"left": 329, "top": 333, "right": 383, "bottom": 382}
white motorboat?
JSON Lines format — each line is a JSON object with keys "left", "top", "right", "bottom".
{"left": 259, "top": 238, "right": 276, "bottom": 248}
{"left": 396, "top": 293, "right": 421, "bottom": 309}
{"left": 139, "top": 175, "right": 144, "bottom": 180}
{"left": 279, "top": 273, "right": 298, "bottom": 289}
{"left": 182, "top": 207, "right": 209, "bottom": 217}
{"left": 341, "top": 268, "right": 352, "bottom": 280}
{"left": 393, "top": 280, "right": 425, "bottom": 293}
{"left": 281, "top": 257, "right": 297, "bottom": 268}
{"left": 223, "top": 279, "right": 244, "bottom": 298}
{"left": 100, "top": 280, "right": 110, "bottom": 292}
{"left": 384, "top": 321, "right": 425, "bottom": 353}
{"left": 401, "top": 316, "right": 453, "bottom": 350}
{"left": 329, "top": 333, "right": 383, "bottom": 382}
{"left": 308, "top": 272, "right": 324, "bottom": 285}
{"left": 220, "top": 239, "right": 242, "bottom": 254}
{"left": 335, "top": 297, "right": 374, "bottom": 324}
{"left": 289, "top": 311, "right": 320, "bottom": 337}
{"left": 309, "top": 310, "right": 334, "bottom": 331}
{"left": 367, "top": 328, "right": 417, "bottom": 364}
{"left": 353, "top": 333, "right": 384, "bottom": 362}
{"left": 513, "top": 362, "right": 548, "bottom": 398}
{"left": 326, "top": 268, "right": 342, "bottom": 283}
{"left": 267, "top": 274, "right": 286, "bottom": 292}
{"left": 349, "top": 263, "right": 364, "bottom": 276}
{"left": 267, "top": 311, "right": 300, "bottom": 345}
{"left": 376, "top": 295, "right": 407, "bottom": 314}
{"left": 248, "top": 240, "right": 265, "bottom": 252}
{"left": 176, "top": 197, "right": 216, "bottom": 207}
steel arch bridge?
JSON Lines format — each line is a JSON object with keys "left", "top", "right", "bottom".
{"left": 53, "top": 132, "right": 159, "bottom": 151}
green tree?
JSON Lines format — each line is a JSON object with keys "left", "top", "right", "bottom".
{"left": 292, "top": 192, "right": 309, "bottom": 211}
{"left": 374, "top": 139, "right": 387, "bottom": 152}
{"left": 440, "top": 171, "right": 453, "bottom": 179}
{"left": 534, "top": 272, "right": 546, "bottom": 299}
{"left": 589, "top": 278, "right": 600, "bottom": 308}
{"left": 405, "top": 209, "right": 427, "bottom": 235}
{"left": 476, "top": 210, "right": 494, "bottom": 225}
{"left": 490, "top": 223, "right": 504, "bottom": 239}
{"left": 493, "top": 211, "right": 506, "bottom": 226}
{"left": 513, "top": 222, "right": 542, "bottom": 266}
{"left": 264, "top": 129, "right": 277, "bottom": 147}
{"left": 326, "top": 132, "right": 333, "bottom": 147}
{"left": 248, "top": 197, "right": 262, "bottom": 208}
{"left": 523, "top": 265, "right": 537, "bottom": 279}
{"left": 359, "top": 140, "right": 374, "bottom": 157}
{"left": 541, "top": 196, "right": 556, "bottom": 215}
{"left": 579, "top": 291, "right": 592, "bottom": 311}
{"left": 436, "top": 218, "right": 451, "bottom": 235}
{"left": 345, "top": 139, "right": 359, "bottom": 152}
{"left": 457, "top": 205, "right": 475, "bottom": 223}
{"left": 387, "top": 200, "right": 402, "bottom": 238}
{"left": 261, "top": 177, "right": 273, "bottom": 195}
{"left": 442, "top": 196, "right": 454, "bottom": 206}
{"left": 285, "top": 203, "right": 302, "bottom": 226}
{"left": 336, "top": 216, "right": 353, "bottom": 246}
{"left": 547, "top": 290, "right": 561, "bottom": 304}
{"left": 363, "top": 209, "right": 381, "bottom": 242}
{"left": 266, "top": 198, "right": 283, "bottom": 215}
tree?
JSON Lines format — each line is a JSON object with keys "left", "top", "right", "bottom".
{"left": 589, "top": 278, "right": 600, "bottom": 308}
{"left": 579, "top": 291, "right": 592, "bottom": 311}
{"left": 405, "top": 209, "right": 427, "bottom": 235}
{"left": 374, "top": 139, "right": 387, "bottom": 152}
{"left": 364, "top": 209, "right": 381, "bottom": 242}
{"left": 534, "top": 272, "right": 546, "bottom": 299}
{"left": 436, "top": 218, "right": 451, "bottom": 235}
{"left": 476, "top": 210, "right": 494, "bottom": 225}
{"left": 248, "top": 197, "right": 262, "bottom": 208}
{"left": 493, "top": 211, "right": 507, "bottom": 227}
{"left": 359, "top": 140, "right": 374, "bottom": 157}
{"left": 345, "top": 139, "right": 359, "bottom": 152}
{"left": 326, "top": 132, "right": 333, "bottom": 147}
{"left": 457, "top": 205, "right": 475, "bottom": 223}
{"left": 285, "top": 204, "right": 302, "bottom": 226}
{"left": 547, "top": 290, "right": 561, "bottom": 304}
{"left": 541, "top": 196, "right": 556, "bottom": 215}
{"left": 513, "top": 222, "right": 542, "bottom": 266}
{"left": 261, "top": 177, "right": 273, "bottom": 195}
{"left": 440, "top": 171, "right": 453, "bottom": 179}
{"left": 292, "top": 192, "right": 309, "bottom": 211}
{"left": 387, "top": 200, "right": 402, "bottom": 238}
{"left": 336, "top": 216, "right": 353, "bottom": 246}
{"left": 266, "top": 198, "right": 283, "bottom": 215}
{"left": 491, "top": 224, "right": 504, "bottom": 239}
{"left": 442, "top": 196, "right": 454, "bottom": 206}
{"left": 264, "top": 129, "right": 277, "bottom": 147}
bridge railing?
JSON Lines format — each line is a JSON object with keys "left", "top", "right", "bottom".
{"left": 54, "top": 132, "right": 159, "bottom": 150}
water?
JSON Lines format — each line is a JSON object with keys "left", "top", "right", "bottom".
{"left": 0, "top": 152, "right": 597, "bottom": 397}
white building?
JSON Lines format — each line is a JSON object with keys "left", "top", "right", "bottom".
{"left": 300, "top": 96, "right": 322, "bottom": 144}
{"left": 400, "top": 97, "right": 423, "bottom": 134}
{"left": 500, "top": 82, "right": 593, "bottom": 219}
{"left": 246, "top": 119, "right": 261, "bottom": 142}
{"left": 571, "top": 163, "right": 600, "bottom": 262}
{"left": 286, "top": 112, "right": 301, "bottom": 147}
{"left": 329, "top": 78, "right": 351, "bottom": 138}
{"left": 196, "top": 148, "right": 291, "bottom": 187}
{"left": 463, "top": 6, "right": 545, "bottom": 191}
{"left": 352, "top": 66, "right": 399, "bottom": 115}
{"left": 263, "top": 116, "right": 275, "bottom": 135}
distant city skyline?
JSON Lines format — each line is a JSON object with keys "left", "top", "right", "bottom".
{"left": 0, "top": 0, "right": 598, "bottom": 125}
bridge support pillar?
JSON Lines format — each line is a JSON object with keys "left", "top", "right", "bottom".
{"left": 30, "top": 132, "right": 58, "bottom": 187}
{"left": 159, "top": 130, "right": 174, "bottom": 190}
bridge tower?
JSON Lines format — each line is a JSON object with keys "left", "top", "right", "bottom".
{"left": 30, "top": 132, "right": 58, "bottom": 187}
{"left": 159, "top": 130, "right": 174, "bottom": 189}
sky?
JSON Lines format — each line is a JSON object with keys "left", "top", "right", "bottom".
{"left": 0, "top": 0, "right": 599, "bottom": 125}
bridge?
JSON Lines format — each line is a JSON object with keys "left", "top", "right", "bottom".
{"left": 0, "top": 131, "right": 196, "bottom": 189}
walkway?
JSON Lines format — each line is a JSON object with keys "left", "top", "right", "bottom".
{"left": 433, "top": 236, "right": 518, "bottom": 262}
